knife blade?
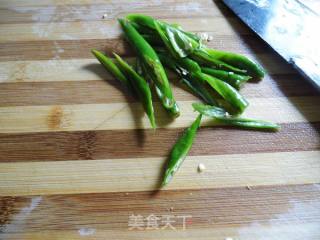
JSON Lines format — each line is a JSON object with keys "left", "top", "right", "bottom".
{"left": 223, "top": 0, "right": 320, "bottom": 88}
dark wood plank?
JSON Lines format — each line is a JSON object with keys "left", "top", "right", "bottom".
{"left": 0, "top": 35, "right": 272, "bottom": 61}
{"left": 0, "top": 74, "right": 318, "bottom": 107}
{"left": 0, "top": 184, "right": 319, "bottom": 232}
{"left": 0, "top": 122, "right": 319, "bottom": 162}
{"left": 0, "top": 74, "right": 319, "bottom": 107}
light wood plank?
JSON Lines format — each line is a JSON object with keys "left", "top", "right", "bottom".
{"left": 0, "top": 97, "right": 319, "bottom": 133}
{"left": 0, "top": 151, "right": 319, "bottom": 196}
{"left": 0, "top": 0, "right": 214, "bottom": 8}
{"left": 0, "top": 18, "right": 250, "bottom": 43}
{"left": 0, "top": 0, "right": 228, "bottom": 24}
{"left": 1, "top": 0, "right": 318, "bottom": 238}
{"left": 0, "top": 59, "right": 103, "bottom": 83}
{"left": 0, "top": 55, "right": 293, "bottom": 83}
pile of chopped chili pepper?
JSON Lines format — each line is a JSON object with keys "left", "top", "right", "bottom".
{"left": 92, "top": 14, "right": 280, "bottom": 186}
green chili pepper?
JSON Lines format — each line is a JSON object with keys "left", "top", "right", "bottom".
{"left": 169, "top": 23, "right": 201, "bottom": 43}
{"left": 156, "top": 21, "right": 199, "bottom": 58}
{"left": 158, "top": 52, "right": 217, "bottom": 106}
{"left": 154, "top": 20, "right": 179, "bottom": 59}
{"left": 157, "top": 49, "right": 247, "bottom": 112}
{"left": 192, "top": 103, "right": 280, "bottom": 131}
{"left": 91, "top": 49, "right": 133, "bottom": 90}
{"left": 162, "top": 114, "right": 202, "bottom": 186}
{"left": 193, "top": 72, "right": 248, "bottom": 114}
{"left": 127, "top": 14, "right": 200, "bottom": 44}
{"left": 140, "top": 34, "right": 163, "bottom": 46}
{"left": 163, "top": 23, "right": 196, "bottom": 58}
{"left": 204, "top": 48, "right": 265, "bottom": 79}
{"left": 113, "top": 53, "right": 156, "bottom": 129}
{"left": 126, "top": 14, "right": 264, "bottom": 79}
{"left": 127, "top": 14, "right": 199, "bottom": 56}
{"left": 191, "top": 48, "right": 247, "bottom": 74}
{"left": 201, "top": 67, "right": 251, "bottom": 89}
{"left": 192, "top": 103, "right": 226, "bottom": 117}
{"left": 176, "top": 56, "right": 202, "bottom": 73}
{"left": 130, "top": 21, "right": 155, "bottom": 35}
{"left": 181, "top": 76, "right": 218, "bottom": 106}
{"left": 126, "top": 14, "right": 156, "bottom": 30}
{"left": 133, "top": 22, "right": 201, "bottom": 49}
{"left": 118, "top": 18, "right": 180, "bottom": 117}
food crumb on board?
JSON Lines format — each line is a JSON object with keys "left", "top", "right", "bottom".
{"left": 197, "top": 32, "right": 213, "bottom": 42}
{"left": 125, "top": 192, "right": 129, "bottom": 196}
{"left": 200, "top": 33, "right": 209, "bottom": 41}
{"left": 189, "top": 192, "right": 193, "bottom": 196}
{"left": 198, "top": 163, "right": 206, "bottom": 172}
{"left": 246, "top": 185, "right": 252, "bottom": 190}
{"left": 102, "top": 13, "right": 108, "bottom": 19}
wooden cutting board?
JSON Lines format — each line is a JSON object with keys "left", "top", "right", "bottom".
{"left": 0, "top": 0, "right": 319, "bottom": 239}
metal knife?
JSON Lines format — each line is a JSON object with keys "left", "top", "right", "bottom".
{"left": 223, "top": 0, "right": 320, "bottom": 88}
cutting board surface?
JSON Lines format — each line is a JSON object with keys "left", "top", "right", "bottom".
{"left": 0, "top": 0, "right": 319, "bottom": 239}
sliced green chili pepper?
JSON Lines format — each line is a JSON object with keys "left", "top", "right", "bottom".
{"left": 170, "top": 23, "right": 201, "bottom": 43}
{"left": 140, "top": 34, "right": 163, "bottom": 46}
{"left": 201, "top": 67, "right": 251, "bottom": 89}
{"left": 127, "top": 14, "right": 200, "bottom": 44}
{"left": 126, "top": 14, "right": 156, "bottom": 31}
{"left": 164, "top": 23, "right": 195, "bottom": 58}
{"left": 154, "top": 21, "right": 179, "bottom": 59}
{"left": 91, "top": 49, "right": 133, "bottom": 90}
{"left": 176, "top": 56, "right": 202, "bottom": 73}
{"left": 132, "top": 18, "right": 201, "bottom": 42}
{"left": 181, "top": 76, "right": 218, "bottom": 106}
{"left": 113, "top": 53, "right": 156, "bottom": 129}
{"left": 162, "top": 114, "right": 202, "bottom": 186}
{"left": 192, "top": 103, "right": 280, "bottom": 131}
{"left": 204, "top": 48, "right": 265, "bottom": 79}
{"left": 191, "top": 48, "right": 247, "bottom": 74}
{"left": 126, "top": 14, "right": 264, "bottom": 79}
{"left": 118, "top": 18, "right": 180, "bottom": 117}
{"left": 127, "top": 14, "right": 199, "bottom": 56}
{"left": 158, "top": 52, "right": 217, "bottom": 106}
{"left": 192, "top": 103, "right": 226, "bottom": 117}
{"left": 158, "top": 22, "right": 199, "bottom": 58}
{"left": 193, "top": 72, "right": 248, "bottom": 114}
{"left": 130, "top": 21, "right": 155, "bottom": 35}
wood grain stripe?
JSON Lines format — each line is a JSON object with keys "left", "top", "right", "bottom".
{"left": 2, "top": 223, "right": 320, "bottom": 240}
{"left": 0, "top": 122, "right": 319, "bottom": 162}
{"left": 0, "top": 151, "right": 319, "bottom": 196}
{"left": 1, "top": 0, "right": 318, "bottom": 238}
{"left": 0, "top": 0, "right": 225, "bottom": 8}
{"left": 0, "top": 55, "right": 294, "bottom": 83}
{"left": 0, "top": 74, "right": 318, "bottom": 107}
{"left": 0, "top": 18, "right": 251, "bottom": 43}
{"left": 0, "top": 184, "right": 319, "bottom": 227}
{"left": 0, "top": 0, "right": 231, "bottom": 24}
{"left": 0, "top": 35, "right": 272, "bottom": 61}
{"left": 1, "top": 184, "right": 319, "bottom": 239}
{"left": 0, "top": 97, "right": 319, "bottom": 133}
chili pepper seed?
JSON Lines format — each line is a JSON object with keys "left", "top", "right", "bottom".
{"left": 198, "top": 163, "right": 206, "bottom": 172}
